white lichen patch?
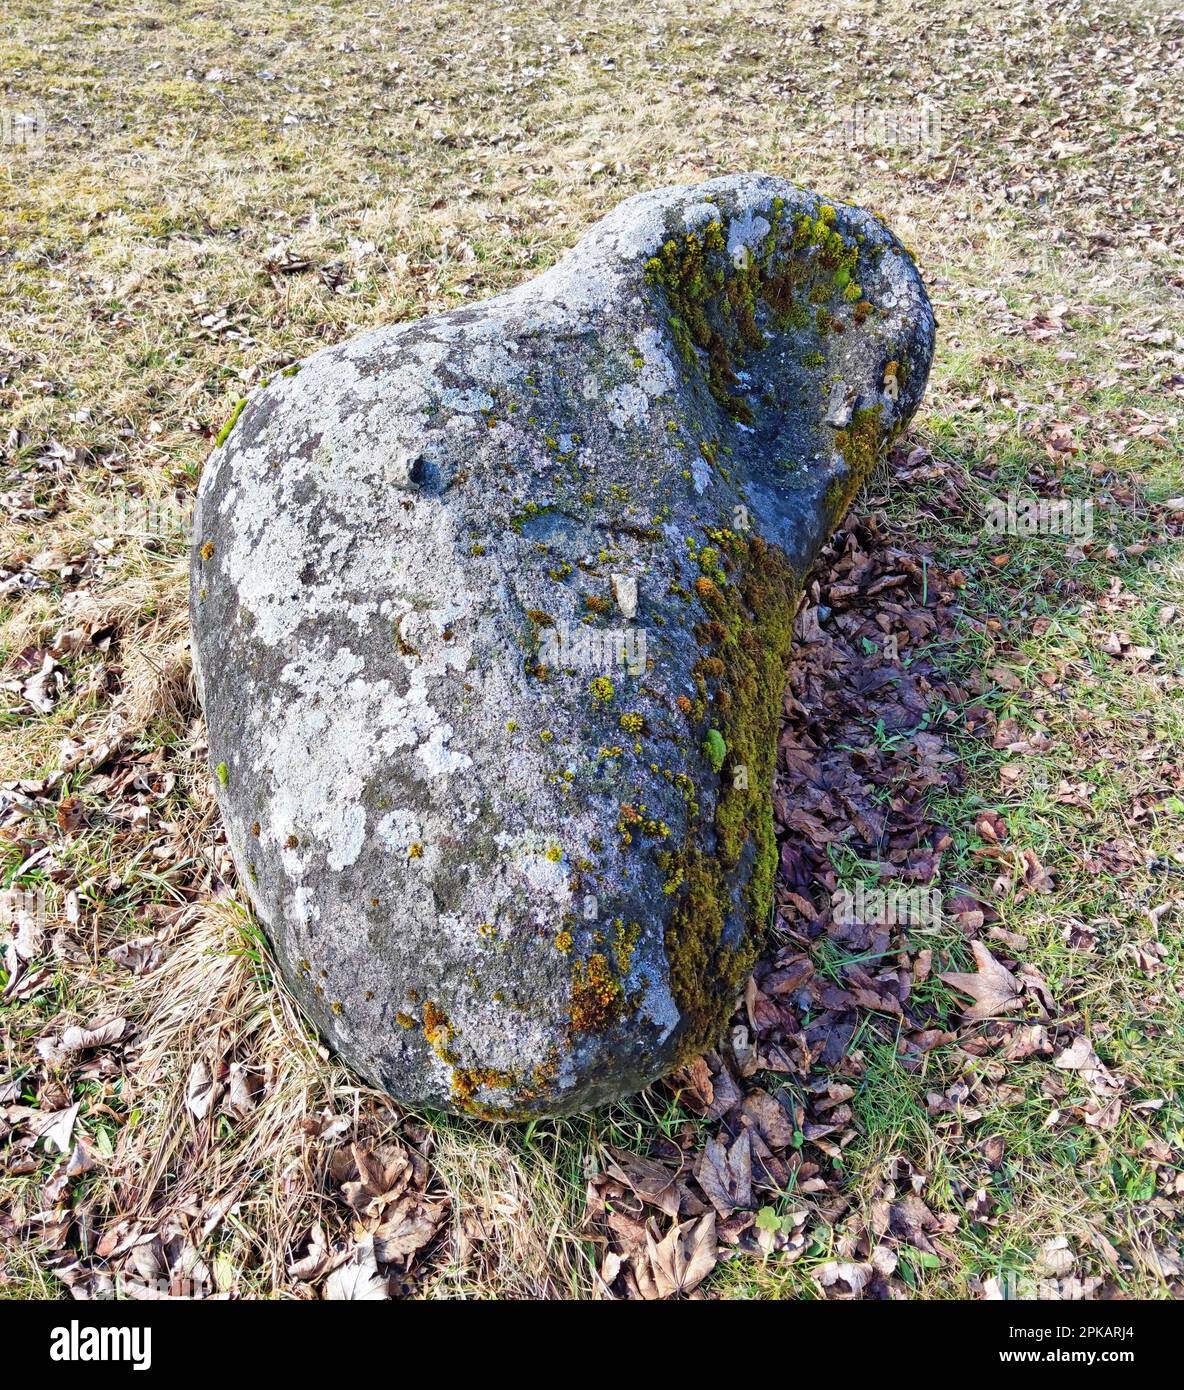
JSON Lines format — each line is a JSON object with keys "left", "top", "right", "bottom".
{"left": 605, "top": 381, "right": 651, "bottom": 429}
{"left": 639, "top": 968, "right": 681, "bottom": 1042}
{"left": 691, "top": 449, "right": 714, "bottom": 494}
{"left": 633, "top": 326, "right": 678, "bottom": 396}
{"left": 415, "top": 721, "right": 472, "bottom": 782}
{"left": 495, "top": 830, "right": 571, "bottom": 898}
{"left": 206, "top": 353, "right": 444, "bottom": 648}
{"left": 256, "top": 638, "right": 471, "bottom": 872}
{"left": 681, "top": 199, "right": 722, "bottom": 233}
{"left": 439, "top": 385, "right": 494, "bottom": 414}
{"left": 376, "top": 808, "right": 425, "bottom": 853}
{"left": 726, "top": 209, "right": 771, "bottom": 269}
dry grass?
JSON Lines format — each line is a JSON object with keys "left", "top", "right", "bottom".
{"left": 2, "top": 0, "right": 1182, "bottom": 1299}
{"left": 75, "top": 896, "right": 593, "bottom": 1297}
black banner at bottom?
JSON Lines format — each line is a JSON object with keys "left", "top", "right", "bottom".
{"left": 0, "top": 1294, "right": 1166, "bottom": 1378}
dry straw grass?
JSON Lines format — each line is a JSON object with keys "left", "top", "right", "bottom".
{"left": 79, "top": 896, "right": 596, "bottom": 1297}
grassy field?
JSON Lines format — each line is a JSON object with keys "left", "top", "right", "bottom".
{"left": 1, "top": 0, "right": 1181, "bottom": 1299}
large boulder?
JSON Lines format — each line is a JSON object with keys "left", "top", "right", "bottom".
{"left": 191, "top": 173, "right": 934, "bottom": 1117}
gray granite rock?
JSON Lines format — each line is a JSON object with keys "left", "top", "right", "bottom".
{"left": 190, "top": 173, "right": 934, "bottom": 1117}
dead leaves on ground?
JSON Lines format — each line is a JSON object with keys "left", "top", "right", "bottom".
{"left": 695, "top": 1130, "right": 752, "bottom": 1217}
{"left": 1, "top": 852, "right": 445, "bottom": 1302}
{"left": 588, "top": 1136, "right": 729, "bottom": 1299}
{"left": 587, "top": 1075, "right": 821, "bottom": 1298}
{"left": 643, "top": 1213, "right": 718, "bottom": 1299}
{"left": 584, "top": 500, "right": 966, "bottom": 1298}
{"left": 939, "top": 941, "right": 1023, "bottom": 1022}
{"left": 0, "top": 0, "right": 1180, "bottom": 1307}
{"left": 291, "top": 1134, "right": 445, "bottom": 1299}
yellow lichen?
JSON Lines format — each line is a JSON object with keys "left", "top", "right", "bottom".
{"left": 568, "top": 953, "right": 623, "bottom": 1034}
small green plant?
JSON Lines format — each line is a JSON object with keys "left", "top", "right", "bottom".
{"left": 214, "top": 397, "right": 247, "bottom": 447}
{"left": 702, "top": 728, "right": 727, "bottom": 772}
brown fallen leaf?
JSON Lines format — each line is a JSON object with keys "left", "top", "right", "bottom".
{"left": 604, "top": 1145, "right": 680, "bottom": 1218}
{"left": 1036, "top": 1236, "right": 1075, "bottom": 1277}
{"left": 108, "top": 936, "right": 166, "bottom": 975}
{"left": 643, "top": 1211, "right": 717, "bottom": 1299}
{"left": 373, "top": 1196, "right": 445, "bottom": 1264}
{"left": 673, "top": 1054, "right": 716, "bottom": 1113}
{"left": 287, "top": 1223, "right": 331, "bottom": 1282}
{"left": 325, "top": 1240, "right": 389, "bottom": 1300}
{"left": 224, "top": 1062, "right": 260, "bottom": 1117}
{"left": 61, "top": 1017, "right": 128, "bottom": 1052}
{"left": 982, "top": 1135, "right": 1006, "bottom": 1167}
{"left": 5, "top": 905, "right": 46, "bottom": 965}
{"left": 1083, "top": 1097, "right": 1122, "bottom": 1130}
{"left": 3, "top": 963, "right": 51, "bottom": 1001}
{"left": 28, "top": 1101, "right": 80, "bottom": 1153}
{"left": 56, "top": 795, "right": 83, "bottom": 835}
{"left": 185, "top": 1058, "right": 215, "bottom": 1120}
{"left": 52, "top": 1262, "right": 116, "bottom": 1301}
{"left": 738, "top": 1089, "right": 796, "bottom": 1151}
{"left": 596, "top": 1248, "right": 624, "bottom": 1297}
{"left": 815, "top": 1260, "right": 873, "bottom": 1298}
{"left": 939, "top": 941, "right": 1022, "bottom": 1022}
{"left": 339, "top": 1141, "right": 418, "bottom": 1215}
{"left": 65, "top": 1135, "right": 100, "bottom": 1176}
{"left": 1054, "top": 1034, "right": 1122, "bottom": 1095}
{"left": 1020, "top": 847, "right": 1055, "bottom": 893}
{"left": 694, "top": 1130, "right": 753, "bottom": 1217}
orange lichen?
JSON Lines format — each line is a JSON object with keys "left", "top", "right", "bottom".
{"left": 421, "top": 1000, "right": 451, "bottom": 1048}
{"left": 451, "top": 1065, "right": 515, "bottom": 1103}
{"left": 568, "top": 953, "right": 623, "bottom": 1034}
